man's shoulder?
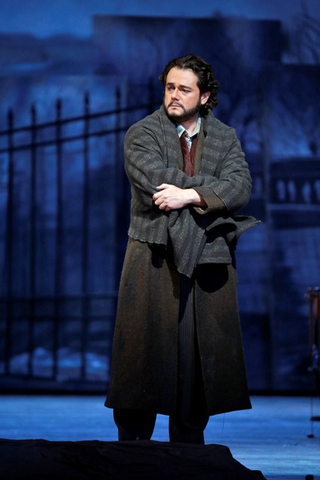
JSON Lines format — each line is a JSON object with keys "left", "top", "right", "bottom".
{"left": 128, "top": 106, "right": 164, "bottom": 132}
{"left": 125, "top": 106, "right": 175, "bottom": 144}
{"left": 204, "top": 112, "right": 236, "bottom": 138}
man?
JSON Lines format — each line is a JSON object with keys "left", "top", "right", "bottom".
{"left": 105, "top": 54, "right": 259, "bottom": 444}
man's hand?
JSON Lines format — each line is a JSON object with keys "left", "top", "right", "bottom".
{"left": 152, "top": 183, "right": 207, "bottom": 211}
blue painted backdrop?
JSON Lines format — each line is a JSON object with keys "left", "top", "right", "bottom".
{"left": 0, "top": 1, "right": 319, "bottom": 393}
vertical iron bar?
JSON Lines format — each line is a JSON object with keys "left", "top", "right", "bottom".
{"left": 307, "top": 287, "right": 320, "bottom": 426}
{"left": 307, "top": 288, "right": 315, "bottom": 362}
{"left": 315, "top": 289, "right": 320, "bottom": 370}
{"left": 80, "top": 91, "right": 90, "bottom": 379}
{"left": 307, "top": 287, "right": 320, "bottom": 369}
{"left": 109, "top": 86, "right": 126, "bottom": 384}
{"left": 4, "top": 109, "right": 14, "bottom": 375}
{"left": 114, "top": 86, "right": 122, "bottom": 286}
{"left": 53, "top": 98, "right": 63, "bottom": 380}
{"left": 114, "top": 86, "right": 128, "bottom": 286}
{"left": 27, "top": 104, "right": 37, "bottom": 377}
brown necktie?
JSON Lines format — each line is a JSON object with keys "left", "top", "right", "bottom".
{"left": 180, "top": 132, "right": 197, "bottom": 177}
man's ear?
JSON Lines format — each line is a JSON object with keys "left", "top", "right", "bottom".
{"left": 201, "top": 91, "right": 210, "bottom": 105}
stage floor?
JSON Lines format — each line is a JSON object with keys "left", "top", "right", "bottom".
{"left": 0, "top": 394, "right": 319, "bottom": 479}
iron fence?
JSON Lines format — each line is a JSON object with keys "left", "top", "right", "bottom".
{"left": 0, "top": 88, "right": 156, "bottom": 391}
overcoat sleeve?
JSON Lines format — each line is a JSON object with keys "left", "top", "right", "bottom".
{"left": 193, "top": 128, "right": 252, "bottom": 215}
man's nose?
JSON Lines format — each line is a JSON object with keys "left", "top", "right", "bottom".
{"left": 171, "top": 88, "right": 180, "bottom": 99}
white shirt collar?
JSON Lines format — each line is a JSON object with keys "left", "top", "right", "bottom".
{"left": 176, "top": 116, "right": 202, "bottom": 139}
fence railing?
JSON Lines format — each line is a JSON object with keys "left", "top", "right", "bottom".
{"left": 0, "top": 88, "right": 157, "bottom": 391}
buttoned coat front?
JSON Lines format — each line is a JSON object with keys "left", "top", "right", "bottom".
{"left": 105, "top": 106, "right": 259, "bottom": 416}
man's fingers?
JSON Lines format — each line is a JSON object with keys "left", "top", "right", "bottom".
{"left": 153, "top": 184, "right": 170, "bottom": 201}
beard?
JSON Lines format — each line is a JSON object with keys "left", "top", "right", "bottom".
{"left": 164, "top": 98, "right": 202, "bottom": 123}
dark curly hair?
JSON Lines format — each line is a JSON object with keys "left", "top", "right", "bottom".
{"left": 159, "top": 54, "right": 220, "bottom": 114}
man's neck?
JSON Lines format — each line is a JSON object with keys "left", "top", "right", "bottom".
{"left": 180, "top": 116, "right": 199, "bottom": 136}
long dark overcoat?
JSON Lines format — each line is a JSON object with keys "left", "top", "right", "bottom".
{"left": 105, "top": 106, "right": 259, "bottom": 416}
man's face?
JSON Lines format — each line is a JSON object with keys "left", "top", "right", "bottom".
{"left": 164, "top": 67, "right": 209, "bottom": 124}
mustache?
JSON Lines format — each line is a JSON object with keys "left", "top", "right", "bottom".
{"left": 168, "top": 101, "right": 184, "bottom": 108}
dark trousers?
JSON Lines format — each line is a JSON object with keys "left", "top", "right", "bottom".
{"left": 114, "top": 274, "right": 209, "bottom": 444}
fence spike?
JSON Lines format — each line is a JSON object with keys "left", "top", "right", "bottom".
{"left": 7, "top": 108, "right": 14, "bottom": 130}
{"left": 116, "top": 86, "right": 121, "bottom": 109}
{"left": 84, "top": 91, "right": 90, "bottom": 115}
{"left": 31, "top": 104, "right": 37, "bottom": 125}
{"left": 56, "top": 98, "right": 62, "bottom": 119}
